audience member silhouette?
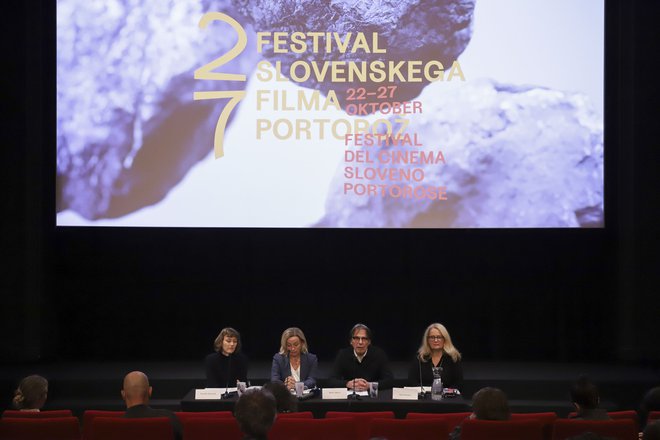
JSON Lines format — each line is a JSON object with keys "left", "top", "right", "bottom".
{"left": 121, "top": 371, "right": 182, "bottom": 440}
{"left": 234, "top": 388, "right": 277, "bottom": 440}
{"left": 641, "top": 387, "right": 660, "bottom": 429}
{"left": 449, "top": 387, "right": 510, "bottom": 440}
{"left": 569, "top": 376, "right": 610, "bottom": 420}
{"left": 262, "top": 381, "right": 298, "bottom": 413}
{"left": 12, "top": 375, "right": 48, "bottom": 411}
{"left": 644, "top": 420, "right": 660, "bottom": 440}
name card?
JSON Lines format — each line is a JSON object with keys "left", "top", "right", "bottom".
{"left": 195, "top": 389, "right": 223, "bottom": 400}
{"left": 392, "top": 387, "right": 419, "bottom": 400}
{"left": 322, "top": 388, "right": 347, "bottom": 400}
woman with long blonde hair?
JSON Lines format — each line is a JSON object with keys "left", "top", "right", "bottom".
{"left": 407, "top": 323, "right": 463, "bottom": 389}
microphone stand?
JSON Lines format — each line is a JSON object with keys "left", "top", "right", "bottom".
{"left": 348, "top": 352, "right": 361, "bottom": 400}
{"left": 418, "top": 357, "right": 426, "bottom": 400}
{"left": 286, "top": 349, "right": 292, "bottom": 391}
{"left": 223, "top": 353, "right": 232, "bottom": 399}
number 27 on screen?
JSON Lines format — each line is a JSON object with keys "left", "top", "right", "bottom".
{"left": 193, "top": 12, "right": 247, "bottom": 158}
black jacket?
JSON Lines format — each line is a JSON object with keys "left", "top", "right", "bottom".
{"left": 328, "top": 346, "right": 394, "bottom": 389}
{"left": 124, "top": 404, "right": 182, "bottom": 440}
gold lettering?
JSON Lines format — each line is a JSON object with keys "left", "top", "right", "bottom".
{"left": 256, "top": 61, "right": 273, "bottom": 82}
{"left": 273, "top": 32, "right": 288, "bottom": 53}
{"left": 372, "top": 33, "right": 386, "bottom": 54}
{"left": 447, "top": 61, "right": 465, "bottom": 81}
{"left": 323, "top": 90, "right": 341, "bottom": 111}
{"left": 290, "top": 32, "right": 307, "bottom": 53}
{"left": 334, "top": 32, "right": 352, "bottom": 53}
{"left": 425, "top": 61, "right": 444, "bottom": 81}
{"left": 352, "top": 33, "right": 370, "bottom": 53}
{"left": 407, "top": 61, "right": 423, "bottom": 83}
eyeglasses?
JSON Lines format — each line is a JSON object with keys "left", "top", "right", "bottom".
{"left": 352, "top": 336, "right": 370, "bottom": 342}
{"left": 427, "top": 336, "right": 445, "bottom": 341}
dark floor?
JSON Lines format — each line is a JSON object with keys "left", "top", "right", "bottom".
{"left": 1, "top": 361, "right": 658, "bottom": 417}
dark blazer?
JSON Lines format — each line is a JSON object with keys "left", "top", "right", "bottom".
{"left": 270, "top": 352, "right": 318, "bottom": 389}
{"left": 124, "top": 404, "right": 182, "bottom": 440}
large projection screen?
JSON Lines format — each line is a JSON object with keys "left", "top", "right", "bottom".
{"left": 56, "top": 0, "right": 604, "bottom": 228}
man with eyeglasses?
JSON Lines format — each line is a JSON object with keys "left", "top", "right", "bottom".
{"left": 328, "top": 323, "right": 394, "bottom": 391}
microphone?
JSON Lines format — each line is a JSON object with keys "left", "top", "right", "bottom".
{"left": 223, "top": 353, "right": 232, "bottom": 399}
{"left": 348, "top": 351, "right": 361, "bottom": 400}
{"left": 418, "top": 357, "right": 426, "bottom": 400}
{"left": 285, "top": 349, "right": 291, "bottom": 388}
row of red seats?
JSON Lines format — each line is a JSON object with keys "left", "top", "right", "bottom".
{"left": 2, "top": 409, "right": 659, "bottom": 440}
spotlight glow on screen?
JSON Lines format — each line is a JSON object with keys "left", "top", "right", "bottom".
{"left": 56, "top": 0, "right": 604, "bottom": 228}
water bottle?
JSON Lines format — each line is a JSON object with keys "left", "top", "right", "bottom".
{"left": 431, "top": 377, "right": 443, "bottom": 400}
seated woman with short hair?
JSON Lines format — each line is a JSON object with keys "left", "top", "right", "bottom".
{"left": 205, "top": 327, "right": 249, "bottom": 387}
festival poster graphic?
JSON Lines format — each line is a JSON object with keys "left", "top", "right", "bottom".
{"left": 56, "top": 0, "right": 604, "bottom": 228}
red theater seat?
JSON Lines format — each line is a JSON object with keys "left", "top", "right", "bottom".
{"left": 276, "top": 411, "right": 314, "bottom": 418}
{"left": 325, "top": 411, "right": 394, "bottom": 440}
{"left": 269, "top": 417, "right": 356, "bottom": 440}
{"left": 81, "top": 410, "right": 125, "bottom": 440}
{"left": 91, "top": 417, "right": 173, "bottom": 440}
{"left": 649, "top": 411, "right": 660, "bottom": 423}
{"left": 0, "top": 416, "right": 81, "bottom": 440}
{"left": 2, "top": 409, "right": 74, "bottom": 418}
{"left": 552, "top": 419, "right": 638, "bottom": 440}
{"left": 511, "top": 412, "right": 558, "bottom": 440}
{"left": 567, "top": 410, "right": 639, "bottom": 427}
{"left": 174, "top": 410, "right": 233, "bottom": 423}
{"left": 182, "top": 417, "right": 243, "bottom": 440}
{"left": 461, "top": 418, "right": 544, "bottom": 440}
{"left": 369, "top": 418, "right": 449, "bottom": 440}
{"left": 406, "top": 411, "right": 472, "bottom": 431}
{"left": 608, "top": 410, "right": 640, "bottom": 431}
{"left": 511, "top": 412, "right": 558, "bottom": 422}
{"left": 325, "top": 410, "right": 395, "bottom": 420}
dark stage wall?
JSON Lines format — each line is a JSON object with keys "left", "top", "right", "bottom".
{"left": 2, "top": 1, "right": 658, "bottom": 365}
{"left": 50, "top": 228, "right": 614, "bottom": 363}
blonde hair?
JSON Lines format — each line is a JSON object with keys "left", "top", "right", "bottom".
{"left": 13, "top": 375, "right": 48, "bottom": 410}
{"left": 417, "top": 323, "right": 461, "bottom": 363}
{"left": 213, "top": 327, "right": 241, "bottom": 353}
{"left": 278, "top": 327, "right": 309, "bottom": 355}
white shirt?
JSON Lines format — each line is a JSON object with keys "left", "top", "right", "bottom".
{"left": 290, "top": 363, "right": 301, "bottom": 382}
{"left": 354, "top": 349, "right": 368, "bottom": 363}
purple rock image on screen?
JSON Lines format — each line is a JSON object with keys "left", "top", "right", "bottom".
{"left": 57, "top": 0, "right": 258, "bottom": 219}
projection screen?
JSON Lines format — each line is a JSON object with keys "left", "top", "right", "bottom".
{"left": 56, "top": 0, "right": 604, "bottom": 228}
